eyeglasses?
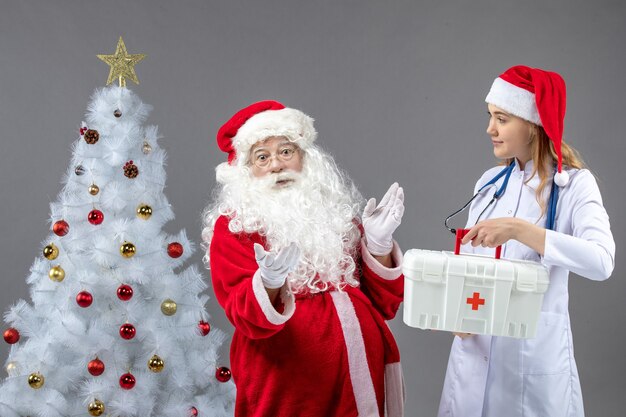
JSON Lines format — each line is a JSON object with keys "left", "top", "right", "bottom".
{"left": 251, "top": 145, "right": 300, "bottom": 168}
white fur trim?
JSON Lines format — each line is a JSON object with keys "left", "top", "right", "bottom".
{"left": 215, "top": 161, "right": 238, "bottom": 184}
{"left": 554, "top": 170, "right": 570, "bottom": 187}
{"left": 361, "top": 239, "right": 404, "bottom": 280}
{"left": 251, "top": 270, "right": 296, "bottom": 325}
{"left": 485, "top": 78, "right": 542, "bottom": 125}
{"left": 330, "top": 291, "right": 379, "bottom": 416}
{"left": 384, "top": 362, "right": 405, "bottom": 417}
{"left": 232, "top": 108, "right": 317, "bottom": 160}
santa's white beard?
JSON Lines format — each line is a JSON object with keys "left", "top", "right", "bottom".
{"left": 203, "top": 146, "right": 364, "bottom": 293}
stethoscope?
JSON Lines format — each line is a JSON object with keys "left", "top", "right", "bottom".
{"left": 444, "top": 161, "right": 560, "bottom": 236}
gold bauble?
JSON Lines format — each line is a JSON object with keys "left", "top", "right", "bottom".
{"left": 120, "top": 242, "right": 136, "bottom": 258}
{"left": 88, "top": 399, "right": 105, "bottom": 416}
{"left": 48, "top": 265, "right": 65, "bottom": 282}
{"left": 148, "top": 354, "right": 165, "bottom": 373}
{"left": 136, "top": 204, "right": 153, "bottom": 220}
{"left": 88, "top": 184, "right": 100, "bottom": 195}
{"left": 43, "top": 243, "right": 59, "bottom": 260}
{"left": 142, "top": 141, "right": 152, "bottom": 154}
{"left": 160, "top": 299, "right": 177, "bottom": 316}
{"left": 6, "top": 361, "right": 19, "bottom": 376}
{"left": 28, "top": 372, "right": 44, "bottom": 389}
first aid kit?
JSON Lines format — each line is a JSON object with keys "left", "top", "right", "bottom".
{"left": 403, "top": 229, "right": 549, "bottom": 338}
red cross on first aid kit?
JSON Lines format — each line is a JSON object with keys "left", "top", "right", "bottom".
{"left": 402, "top": 229, "right": 549, "bottom": 338}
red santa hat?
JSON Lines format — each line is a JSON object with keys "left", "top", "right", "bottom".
{"left": 216, "top": 100, "right": 317, "bottom": 165}
{"left": 485, "top": 65, "right": 569, "bottom": 186}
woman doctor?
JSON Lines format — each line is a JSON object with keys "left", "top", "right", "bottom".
{"left": 437, "top": 65, "right": 615, "bottom": 417}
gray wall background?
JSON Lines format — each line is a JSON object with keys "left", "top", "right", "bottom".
{"left": 1, "top": 1, "right": 624, "bottom": 415}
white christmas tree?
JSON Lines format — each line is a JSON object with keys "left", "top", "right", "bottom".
{"left": 0, "top": 38, "right": 234, "bottom": 417}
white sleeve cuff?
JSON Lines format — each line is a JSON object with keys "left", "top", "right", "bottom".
{"left": 360, "top": 238, "right": 403, "bottom": 280}
{"left": 251, "top": 270, "right": 296, "bottom": 325}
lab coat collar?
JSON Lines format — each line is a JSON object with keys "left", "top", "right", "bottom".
{"left": 514, "top": 158, "right": 541, "bottom": 190}
{"left": 513, "top": 158, "right": 534, "bottom": 174}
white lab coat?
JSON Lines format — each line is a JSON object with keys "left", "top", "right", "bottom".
{"left": 437, "top": 160, "right": 615, "bottom": 417}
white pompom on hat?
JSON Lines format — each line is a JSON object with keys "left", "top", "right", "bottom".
{"left": 485, "top": 65, "right": 569, "bottom": 186}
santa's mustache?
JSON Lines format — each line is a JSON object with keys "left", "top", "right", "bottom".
{"left": 255, "top": 171, "right": 302, "bottom": 188}
{"left": 275, "top": 172, "right": 299, "bottom": 183}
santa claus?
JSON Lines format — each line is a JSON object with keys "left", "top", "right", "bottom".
{"left": 202, "top": 100, "right": 405, "bottom": 417}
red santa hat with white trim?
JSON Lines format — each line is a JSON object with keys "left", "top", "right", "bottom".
{"left": 485, "top": 65, "right": 569, "bottom": 186}
{"left": 216, "top": 100, "right": 317, "bottom": 165}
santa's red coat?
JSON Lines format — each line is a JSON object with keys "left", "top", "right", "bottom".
{"left": 209, "top": 215, "right": 405, "bottom": 417}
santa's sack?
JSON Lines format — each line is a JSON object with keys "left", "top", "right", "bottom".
{"left": 402, "top": 229, "right": 549, "bottom": 339}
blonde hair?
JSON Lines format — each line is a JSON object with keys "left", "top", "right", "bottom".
{"left": 502, "top": 124, "right": 586, "bottom": 217}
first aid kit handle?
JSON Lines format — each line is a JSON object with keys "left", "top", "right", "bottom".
{"left": 454, "top": 229, "right": 502, "bottom": 259}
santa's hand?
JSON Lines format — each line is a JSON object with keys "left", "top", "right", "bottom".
{"left": 362, "top": 182, "right": 405, "bottom": 256}
{"left": 253, "top": 243, "right": 301, "bottom": 289}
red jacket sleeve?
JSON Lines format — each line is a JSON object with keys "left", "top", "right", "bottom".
{"left": 358, "top": 238, "right": 404, "bottom": 320}
{"left": 209, "top": 216, "right": 296, "bottom": 339}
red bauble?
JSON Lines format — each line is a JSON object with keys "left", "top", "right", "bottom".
{"left": 119, "top": 323, "right": 136, "bottom": 340}
{"left": 76, "top": 291, "right": 93, "bottom": 308}
{"left": 198, "top": 320, "right": 211, "bottom": 336}
{"left": 117, "top": 284, "right": 133, "bottom": 301}
{"left": 80, "top": 127, "right": 88, "bottom": 135}
{"left": 167, "top": 242, "right": 184, "bottom": 258}
{"left": 189, "top": 407, "right": 198, "bottom": 417}
{"left": 215, "top": 367, "right": 232, "bottom": 383}
{"left": 53, "top": 220, "right": 70, "bottom": 236}
{"left": 88, "top": 358, "right": 105, "bottom": 376}
{"left": 87, "top": 209, "right": 104, "bottom": 225}
{"left": 119, "top": 372, "right": 136, "bottom": 390}
{"left": 3, "top": 328, "right": 20, "bottom": 344}
{"left": 167, "top": 242, "right": 183, "bottom": 258}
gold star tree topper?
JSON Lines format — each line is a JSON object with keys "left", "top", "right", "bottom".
{"left": 97, "top": 37, "right": 146, "bottom": 87}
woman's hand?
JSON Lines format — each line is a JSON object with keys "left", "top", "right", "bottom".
{"left": 461, "top": 217, "right": 546, "bottom": 256}
{"left": 461, "top": 218, "right": 518, "bottom": 248}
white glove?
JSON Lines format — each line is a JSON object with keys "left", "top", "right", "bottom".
{"left": 362, "top": 182, "right": 405, "bottom": 256}
{"left": 253, "top": 243, "right": 301, "bottom": 289}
